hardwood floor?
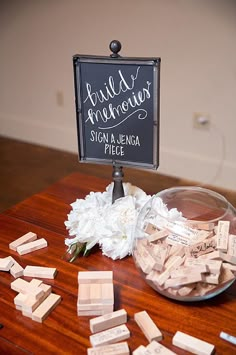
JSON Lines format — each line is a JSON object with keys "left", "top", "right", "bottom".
{"left": 0, "top": 135, "right": 236, "bottom": 212}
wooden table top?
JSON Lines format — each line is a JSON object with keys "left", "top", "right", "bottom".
{"left": 0, "top": 171, "right": 235, "bottom": 354}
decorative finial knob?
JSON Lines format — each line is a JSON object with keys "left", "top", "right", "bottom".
{"left": 109, "top": 40, "right": 122, "bottom": 58}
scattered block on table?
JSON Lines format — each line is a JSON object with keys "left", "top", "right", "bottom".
{"left": 0, "top": 256, "right": 14, "bottom": 271}
{"left": 133, "top": 345, "right": 147, "bottom": 355}
{"left": 9, "top": 232, "right": 37, "bottom": 251}
{"left": 90, "top": 309, "right": 127, "bottom": 333}
{"left": 11, "top": 278, "right": 44, "bottom": 299}
{"left": 24, "top": 265, "right": 57, "bottom": 279}
{"left": 32, "top": 293, "right": 61, "bottom": 323}
{"left": 78, "top": 271, "right": 113, "bottom": 284}
{"left": 87, "top": 341, "right": 129, "bottom": 355}
{"left": 216, "top": 221, "right": 230, "bottom": 251}
{"left": 16, "top": 238, "right": 47, "bottom": 255}
{"left": 78, "top": 284, "right": 90, "bottom": 304}
{"left": 134, "top": 310, "right": 162, "bottom": 342}
{"left": 172, "top": 331, "right": 215, "bottom": 355}
{"left": 219, "top": 331, "right": 236, "bottom": 345}
{"left": 147, "top": 340, "right": 177, "bottom": 355}
{"left": 9, "top": 257, "right": 24, "bottom": 278}
{"left": 89, "top": 324, "right": 130, "bottom": 347}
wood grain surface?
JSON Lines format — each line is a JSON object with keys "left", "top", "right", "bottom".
{"left": 0, "top": 171, "right": 235, "bottom": 354}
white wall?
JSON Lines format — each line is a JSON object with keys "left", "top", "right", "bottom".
{"left": 0, "top": 0, "right": 236, "bottom": 190}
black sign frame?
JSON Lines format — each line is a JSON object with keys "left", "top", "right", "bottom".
{"left": 73, "top": 53, "right": 160, "bottom": 169}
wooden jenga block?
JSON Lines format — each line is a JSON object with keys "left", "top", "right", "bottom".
{"left": 30, "top": 279, "right": 43, "bottom": 287}
{"left": 216, "top": 221, "right": 230, "bottom": 251}
{"left": 9, "top": 232, "right": 37, "bottom": 251}
{"left": 24, "top": 265, "right": 57, "bottom": 279}
{"left": 89, "top": 324, "right": 130, "bottom": 347}
{"left": 78, "top": 271, "right": 113, "bottom": 284}
{"left": 0, "top": 256, "right": 14, "bottom": 271}
{"left": 164, "top": 273, "right": 202, "bottom": 289}
{"left": 78, "top": 283, "right": 90, "bottom": 304}
{"left": 185, "top": 258, "right": 222, "bottom": 274}
{"left": 187, "top": 236, "right": 217, "bottom": 258}
{"left": 201, "top": 273, "right": 220, "bottom": 284}
{"left": 78, "top": 309, "right": 109, "bottom": 316}
{"left": 144, "top": 222, "right": 159, "bottom": 235}
{"left": 177, "top": 284, "right": 196, "bottom": 297}
{"left": 228, "top": 234, "right": 236, "bottom": 257}
{"left": 147, "top": 229, "right": 169, "bottom": 242}
{"left": 133, "top": 345, "right": 146, "bottom": 355}
{"left": 77, "top": 303, "right": 113, "bottom": 312}
{"left": 219, "top": 331, "right": 236, "bottom": 345}
{"left": 187, "top": 221, "right": 215, "bottom": 231}
{"left": 220, "top": 252, "right": 236, "bottom": 265}
{"left": 9, "top": 257, "right": 24, "bottom": 278}
{"left": 11, "top": 278, "right": 44, "bottom": 299}
{"left": 90, "top": 283, "right": 102, "bottom": 304}
{"left": 147, "top": 340, "right": 177, "bottom": 355}
{"left": 87, "top": 341, "right": 129, "bottom": 355}
{"left": 156, "top": 256, "right": 184, "bottom": 286}
{"left": 14, "top": 293, "right": 28, "bottom": 309}
{"left": 172, "top": 331, "right": 215, "bottom": 355}
{"left": 22, "top": 284, "right": 52, "bottom": 313}
{"left": 222, "top": 262, "right": 236, "bottom": 272}
{"left": 101, "top": 283, "right": 114, "bottom": 304}
{"left": 32, "top": 293, "right": 61, "bottom": 323}
{"left": 90, "top": 309, "right": 127, "bottom": 333}
{"left": 134, "top": 310, "right": 162, "bottom": 342}
{"left": 170, "top": 265, "right": 207, "bottom": 278}
{"left": 16, "top": 238, "right": 47, "bottom": 255}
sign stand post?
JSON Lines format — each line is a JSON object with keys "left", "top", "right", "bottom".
{"left": 109, "top": 40, "right": 125, "bottom": 203}
{"left": 112, "top": 164, "right": 124, "bottom": 203}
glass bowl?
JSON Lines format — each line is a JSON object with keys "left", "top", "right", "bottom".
{"left": 133, "top": 186, "right": 236, "bottom": 301}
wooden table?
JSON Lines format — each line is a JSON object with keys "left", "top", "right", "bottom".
{"left": 0, "top": 172, "right": 235, "bottom": 354}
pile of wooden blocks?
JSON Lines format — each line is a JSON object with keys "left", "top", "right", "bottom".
{"left": 87, "top": 309, "right": 129, "bottom": 354}
{"left": 134, "top": 219, "right": 236, "bottom": 297}
{"left": 11, "top": 277, "right": 61, "bottom": 323}
{"left": 86, "top": 307, "right": 215, "bottom": 354}
{"left": 0, "top": 231, "right": 60, "bottom": 323}
{"left": 77, "top": 271, "right": 114, "bottom": 316}
{"left": 9, "top": 231, "right": 48, "bottom": 255}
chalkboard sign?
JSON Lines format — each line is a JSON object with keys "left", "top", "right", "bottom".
{"left": 73, "top": 48, "right": 160, "bottom": 169}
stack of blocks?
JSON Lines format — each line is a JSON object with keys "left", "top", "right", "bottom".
{"left": 11, "top": 277, "right": 61, "bottom": 323}
{"left": 78, "top": 271, "right": 114, "bottom": 316}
